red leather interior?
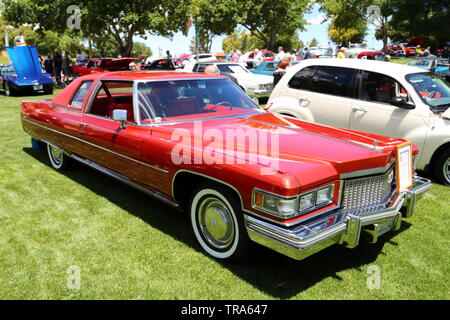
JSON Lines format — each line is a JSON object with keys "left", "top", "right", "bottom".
{"left": 165, "top": 98, "right": 199, "bottom": 117}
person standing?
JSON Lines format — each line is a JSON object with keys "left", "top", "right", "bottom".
{"left": 423, "top": 46, "right": 431, "bottom": 56}
{"left": 44, "top": 55, "right": 54, "bottom": 76}
{"left": 53, "top": 52, "right": 62, "bottom": 82}
{"left": 254, "top": 49, "right": 263, "bottom": 66}
{"left": 303, "top": 47, "right": 312, "bottom": 59}
{"left": 337, "top": 48, "right": 346, "bottom": 58}
{"left": 62, "top": 52, "right": 71, "bottom": 82}
{"left": 273, "top": 59, "right": 291, "bottom": 86}
{"left": 166, "top": 50, "right": 172, "bottom": 59}
{"left": 274, "top": 46, "right": 285, "bottom": 63}
{"left": 76, "top": 49, "right": 86, "bottom": 66}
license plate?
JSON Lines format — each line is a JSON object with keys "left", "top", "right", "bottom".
{"left": 33, "top": 85, "right": 43, "bottom": 91}
{"left": 377, "top": 220, "right": 395, "bottom": 237}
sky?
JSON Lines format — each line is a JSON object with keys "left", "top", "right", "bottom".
{"left": 135, "top": 5, "right": 383, "bottom": 58}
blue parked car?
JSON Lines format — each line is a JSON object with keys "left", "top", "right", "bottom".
{"left": 406, "top": 57, "right": 449, "bottom": 79}
{"left": 1, "top": 46, "right": 53, "bottom": 96}
{"left": 250, "top": 60, "right": 301, "bottom": 76}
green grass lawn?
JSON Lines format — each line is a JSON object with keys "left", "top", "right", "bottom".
{"left": 0, "top": 90, "right": 449, "bottom": 300}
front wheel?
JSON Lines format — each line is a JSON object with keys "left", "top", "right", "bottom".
{"left": 434, "top": 148, "right": 450, "bottom": 186}
{"left": 47, "top": 143, "right": 71, "bottom": 170}
{"left": 189, "top": 184, "right": 249, "bottom": 261}
{"left": 43, "top": 84, "right": 53, "bottom": 95}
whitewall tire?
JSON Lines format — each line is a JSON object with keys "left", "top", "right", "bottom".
{"left": 189, "top": 185, "right": 249, "bottom": 260}
{"left": 47, "top": 143, "right": 70, "bottom": 170}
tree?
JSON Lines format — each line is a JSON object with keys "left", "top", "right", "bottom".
{"left": 193, "top": 0, "right": 310, "bottom": 51}
{"left": 221, "top": 29, "right": 264, "bottom": 53}
{"left": 309, "top": 38, "right": 319, "bottom": 47}
{"left": 317, "top": 0, "right": 368, "bottom": 44}
{"left": 388, "top": 0, "right": 450, "bottom": 48}
{"left": 132, "top": 42, "right": 152, "bottom": 58}
{"left": 189, "top": 29, "right": 215, "bottom": 54}
{"left": 2, "top": 0, "right": 189, "bottom": 57}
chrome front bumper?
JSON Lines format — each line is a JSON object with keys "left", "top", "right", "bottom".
{"left": 245, "top": 176, "right": 431, "bottom": 260}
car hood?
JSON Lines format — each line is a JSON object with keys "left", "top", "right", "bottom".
{"left": 234, "top": 72, "right": 273, "bottom": 84}
{"left": 156, "top": 112, "right": 401, "bottom": 189}
{"left": 105, "top": 58, "right": 136, "bottom": 68}
{"left": 407, "top": 37, "right": 427, "bottom": 47}
{"left": 6, "top": 46, "right": 48, "bottom": 81}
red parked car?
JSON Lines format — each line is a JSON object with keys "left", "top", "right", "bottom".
{"left": 20, "top": 71, "right": 430, "bottom": 261}
{"left": 71, "top": 57, "right": 136, "bottom": 77}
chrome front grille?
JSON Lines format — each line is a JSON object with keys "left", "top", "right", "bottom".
{"left": 341, "top": 166, "right": 395, "bottom": 215}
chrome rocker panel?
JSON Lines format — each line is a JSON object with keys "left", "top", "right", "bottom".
{"left": 244, "top": 176, "right": 431, "bottom": 261}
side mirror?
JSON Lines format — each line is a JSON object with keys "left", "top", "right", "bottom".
{"left": 391, "top": 96, "right": 415, "bottom": 109}
{"left": 113, "top": 109, "right": 127, "bottom": 129}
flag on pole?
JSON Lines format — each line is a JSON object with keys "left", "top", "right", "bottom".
{"left": 184, "top": 18, "right": 193, "bottom": 36}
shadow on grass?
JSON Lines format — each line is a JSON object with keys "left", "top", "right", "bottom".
{"left": 24, "top": 146, "right": 414, "bottom": 299}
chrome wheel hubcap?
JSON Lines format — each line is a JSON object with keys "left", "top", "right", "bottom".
{"left": 198, "top": 197, "right": 235, "bottom": 249}
{"left": 49, "top": 146, "right": 63, "bottom": 166}
{"left": 443, "top": 157, "right": 450, "bottom": 184}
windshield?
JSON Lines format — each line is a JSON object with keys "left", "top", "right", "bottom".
{"left": 406, "top": 72, "right": 450, "bottom": 112}
{"left": 349, "top": 44, "right": 368, "bottom": 49}
{"left": 137, "top": 78, "right": 261, "bottom": 124}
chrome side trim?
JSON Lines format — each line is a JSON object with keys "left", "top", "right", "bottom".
{"left": 171, "top": 169, "right": 244, "bottom": 209}
{"left": 70, "top": 154, "right": 179, "bottom": 208}
{"left": 22, "top": 117, "right": 169, "bottom": 174}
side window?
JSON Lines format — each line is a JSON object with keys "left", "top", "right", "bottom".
{"left": 217, "top": 65, "right": 233, "bottom": 73}
{"left": 88, "top": 81, "right": 135, "bottom": 122}
{"left": 305, "top": 66, "right": 358, "bottom": 98}
{"left": 196, "top": 64, "right": 208, "bottom": 72}
{"left": 70, "top": 81, "right": 93, "bottom": 109}
{"left": 360, "top": 71, "right": 407, "bottom": 104}
{"left": 288, "top": 66, "right": 316, "bottom": 90}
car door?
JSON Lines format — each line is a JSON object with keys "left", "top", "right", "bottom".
{"left": 284, "top": 65, "right": 358, "bottom": 128}
{"left": 79, "top": 80, "right": 148, "bottom": 183}
{"left": 349, "top": 70, "right": 428, "bottom": 152}
{"left": 50, "top": 80, "right": 94, "bottom": 156}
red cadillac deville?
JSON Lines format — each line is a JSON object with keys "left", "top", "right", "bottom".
{"left": 21, "top": 71, "right": 431, "bottom": 261}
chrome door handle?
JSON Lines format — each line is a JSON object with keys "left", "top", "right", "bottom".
{"left": 299, "top": 98, "right": 310, "bottom": 105}
{"left": 352, "top": 106, "right": 367, "bottom": 113}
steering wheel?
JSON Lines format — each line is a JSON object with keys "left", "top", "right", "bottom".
{"left": 206, "top": 101, "right": 233, "bottom": 111}
{"left": 426, "top": 91, "right": 437, "bottom": 99}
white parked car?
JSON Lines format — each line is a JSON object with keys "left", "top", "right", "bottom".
{"left": 344, "top": 43, "right": 377, "bottom": 59}
{"left": 267, "top": 58, "right": 450, "bottom": 185}
{"left": 185, "top": 61, "right": 274, "bottom": 97}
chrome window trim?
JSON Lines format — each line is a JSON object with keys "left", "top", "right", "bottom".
{"left": 133, "top": 77, "right": 262, "bottom": 127}
{"left": 22, "top": 117, "right": 168, "bottom": 174}
{"left": 85, "top": 79, "right": 137, "bottom": 124}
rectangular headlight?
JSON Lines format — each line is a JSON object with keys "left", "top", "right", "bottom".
{"left": 253, "top": 190, "right": 299, "bottom": 219}
{"left": 299, "top": 192, "right": 315, "bottom": 211}
{"left": 316, "top": 185, "right": 334, "bottom": 206}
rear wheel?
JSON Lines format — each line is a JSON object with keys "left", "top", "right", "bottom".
{"left": 189, "top": 184, "right": 249, "bottom": 261}
{"left": 434, "top": 148, "right": 450, "bottom": 186}
{"left": 4, "top": 81, "right": 15, "bottom": 96}
{"left": 47, "top": 143, "right": 71, "bottom": 170}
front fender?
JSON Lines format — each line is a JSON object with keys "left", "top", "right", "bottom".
{"left": 267, "top": 96, "right": 315, "bottom": 122}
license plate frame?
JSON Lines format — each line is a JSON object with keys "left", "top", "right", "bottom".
{"left": 33, "top": 85, "right": 43, "bottom": 91}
